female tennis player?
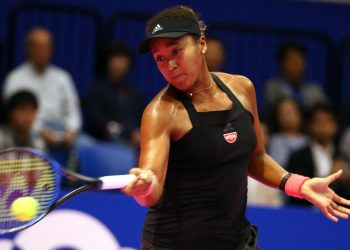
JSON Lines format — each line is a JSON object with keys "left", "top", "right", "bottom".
{"left": 122, "top": 5, "right": 350, "bottom": 250}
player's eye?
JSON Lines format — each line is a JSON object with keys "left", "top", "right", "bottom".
{"left": 156, "top": 56, "right": 165, "bottom": 62}
{"left": 172, "top": 48, "right": 182, "bottom": 56}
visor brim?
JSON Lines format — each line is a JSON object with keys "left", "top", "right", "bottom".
{"left": 138, "top": 31, "right": 189, "bottom": 54}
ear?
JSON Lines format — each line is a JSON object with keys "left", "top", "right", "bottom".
{"left": 199, "top": 36, "right": 207, "bottom": 54}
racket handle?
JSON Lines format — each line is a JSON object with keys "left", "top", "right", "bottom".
{"left": 98, "top": 174, "right": 136, "bottom": 190}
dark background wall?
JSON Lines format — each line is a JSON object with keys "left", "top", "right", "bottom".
{"left": 1, "top": 0, "right": 350, "bottom": 39}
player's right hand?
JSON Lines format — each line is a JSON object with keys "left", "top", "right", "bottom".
{"left": 122, "top": 168, "right": 156, "bottom": 198}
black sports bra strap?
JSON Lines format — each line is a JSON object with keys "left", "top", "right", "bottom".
{"left": 171, "top": 86, "right": 202, "bottom": 127}
{"left": 211, "top": 73, "right": 244, "bottom": 110}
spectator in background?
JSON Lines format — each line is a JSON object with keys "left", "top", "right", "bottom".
{"left": 0, "top": 90, "right": 46, "bottom": 151}
{"left": 338, "top": 122, "right": 350, "bottom": 196}
{"left": 2, "top": 27, "right": 82, "bottom": 165}
{"left": 268, "top": 98, "right": 308, "bottom": 167}
{"left": 263, "top": 42, "right": 329, "bottom": 129}
{"left": 85, "top": 42, "right": 145, "bottom": 147}
{"left": 339, "top": 98, "right": 350, "bottom": 131}
{"left": 285, "top": 104, "right": 346, "bottom": 206}
{"left": 0, "top": 94, "right": 5, "bottom": 125}
{"left": 339, "top": 127, "right": 350, "bottom": 162}
{"left": 331, "top": 155, "right": 350, "bottom": 199}
{"left": 204, "top": 37, "right": 226, "bottom": 72}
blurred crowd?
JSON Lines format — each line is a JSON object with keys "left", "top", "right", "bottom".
{"left": 1, "top": 27, "right": 350, "bottom": 207}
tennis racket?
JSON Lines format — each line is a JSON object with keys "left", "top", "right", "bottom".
{"left": 0, "top": 147, "right": 135, "bottom": 235}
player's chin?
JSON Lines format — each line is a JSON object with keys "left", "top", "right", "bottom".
{"left": 168, "top": 80, "right": 191, "bottom": 92}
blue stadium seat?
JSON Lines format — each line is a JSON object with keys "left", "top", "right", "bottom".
{"left": 76, "top": 142, "right": 136, "bottom": 178}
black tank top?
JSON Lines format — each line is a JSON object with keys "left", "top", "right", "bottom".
{"left": 143, "top": 74, "right": 257, "bottom": 249}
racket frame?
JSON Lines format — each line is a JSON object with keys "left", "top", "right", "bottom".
{"left": 0, "top": 147, "right": 127, "bottom": 235}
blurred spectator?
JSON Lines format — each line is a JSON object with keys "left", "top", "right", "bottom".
{"left": 263, "top": 42, "right": 329, "bottom": 129}
{"left": 85, "top": 42, "right": 145, "bottom": 147}
{"left": 333, "top": 153, "right": 350, "bottom": 199}
{"left": 0, "top": 94, "right": 5, "bottom": 125}
{"left": 339, "top": 121, "right": 350, "bottom": 191}
{"left": 2, "top": 27, "right": 82, "bottom": 165}
{"left": 268, "top": 98, "right": 308, "bottom": 167}
{"left": 0, "top": 90, "right": 46, "bottom": 151}
{"left": 285, "top": 104, "right": 344, "bottom": 206}
{"left": 248, "top": 119, "right": 283, "bottom": 207}
{"left": 204, "top": 37, "right": 226, "bottom": 72}
{"left": 331, "top": 155, "right": 350, "bottom": 199}
{"left": 339, "top": 127, "right": 350, "bottom": 162}
{"left": 339, "top": 98, "right": 350, "bottom": 131}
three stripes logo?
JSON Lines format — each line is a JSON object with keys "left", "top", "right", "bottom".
{"left": 223, "top": 123, "right": 237, "bottom": 143}
{"left": 152, "top": 24, "right": 163, "bottom": 34}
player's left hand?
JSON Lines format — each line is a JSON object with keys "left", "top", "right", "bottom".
{"left": 300, "top": 170, "right": 350, "bottom": 222}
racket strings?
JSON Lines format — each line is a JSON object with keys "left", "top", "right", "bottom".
{"left": 0, "top": 150, "right": 58, "bottom": 231}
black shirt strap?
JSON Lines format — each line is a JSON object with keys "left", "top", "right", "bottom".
{"left": 171, "top": 85, "right": 202, "bottom": 127}
{"left": 210, "top": 73, "right": 242, "bottom": 109}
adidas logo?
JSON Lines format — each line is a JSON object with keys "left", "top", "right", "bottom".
{"left": 223, "top": 122, "right": 234, "bottom": 133}
{"left": 152, "top": 24, "right": 163, "bottom": 34}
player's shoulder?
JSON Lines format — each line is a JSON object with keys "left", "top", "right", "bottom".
{"left": 142, "top": 85, "right": 180, "bottom": 122}
{"left": 214, "top": 72, "right": 255, "bottom": 92}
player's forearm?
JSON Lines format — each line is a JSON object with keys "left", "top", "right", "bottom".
{"left": 248, "top": 153, "right": 288, "bottom": 189}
